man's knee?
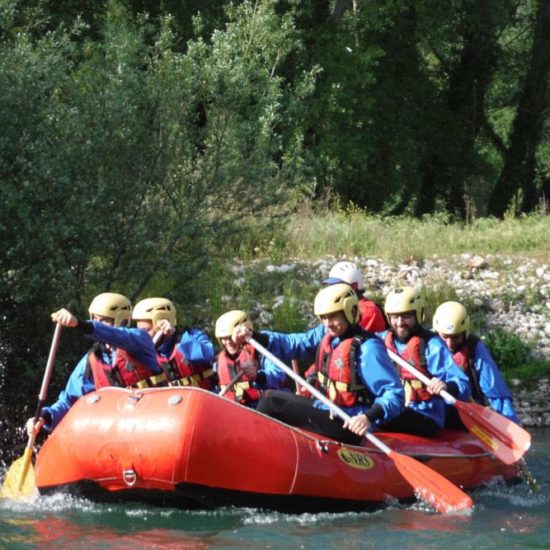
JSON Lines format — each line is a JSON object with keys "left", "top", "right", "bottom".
{"left": 257, "top": 389, "right": 283, "bottom": 413}
{"left": 257, "top": 390, "right": 291, "bottom": 415}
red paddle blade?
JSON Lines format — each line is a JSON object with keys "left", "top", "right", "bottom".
{"left": 388, "top": 449, "right": 473, "bottom": 514}
{"left": 455, "top": 401, "right": 531, "bottom": 465}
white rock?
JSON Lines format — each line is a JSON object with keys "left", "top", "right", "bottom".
{"left": 258, "top": 311, "right": 274, "bottom": 325}
{"left": 469, "top": 256, "right": 488, "bottom": 269}
{"left": 233, "top": 277, "right": 245, "bottom": 287}
{"left": 272, "top": 295, "right": 286, "bottom": 308}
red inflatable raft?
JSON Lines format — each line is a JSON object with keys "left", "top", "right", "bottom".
{"left": 35, "top": 387, "right": 521, "bottom": 512}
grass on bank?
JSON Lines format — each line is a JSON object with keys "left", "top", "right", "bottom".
{"left": 228, "top": 205, "right": 550, "bottom": 263}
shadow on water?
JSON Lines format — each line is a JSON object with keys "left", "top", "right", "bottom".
{"left": 0, "top": 428, "right": 549, "bottom": 549}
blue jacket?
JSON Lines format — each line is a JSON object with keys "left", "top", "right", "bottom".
{"left": 157, "top": 328, "right": 215, "bottom": 364}
{"left": 467, "top": 338, "right": 520, "bottom": 423}
{"left": 42, "top": 321, "right": 159, "bottom": 432}
{"left": 262, "top": 324, "right": 405, "bottom": 425}
{"left": 378, "top": 329, "right": 471, "bottom": 428}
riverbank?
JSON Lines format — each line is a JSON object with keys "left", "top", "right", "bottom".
{"left": 1, "top": 252, "right": 547, "bottom": 462}
{"left": 223, "top": 252, "right": 550, "bottom": 426}
{"left": 514, "top": 377, "right": 550, "bottom": 427}
{"left": 352, "top": 252, "right": 550, "bottom": 427}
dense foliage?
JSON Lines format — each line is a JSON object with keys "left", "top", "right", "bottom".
{"left": 0, "top": 0, "right": 314, "bottom": 406}
{"left": 1, "top": 1, "right": 549, "bottom": 428}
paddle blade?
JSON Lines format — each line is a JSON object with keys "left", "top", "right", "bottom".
{"left": 389, "top": 449, "right": 473, "bottom": 514}
{"left": 455, "top": 401, "right": 531, "bottom": 465}
{"left": 0, "top": 448, "right": 36, "bottom": 499}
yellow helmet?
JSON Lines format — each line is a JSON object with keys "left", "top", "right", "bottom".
{"left": 132, "top": 297, "right": 177, "bottom": 327}
{"left": 88, "top": 292, "right": 132, "bottom": 327}
{"left": 433, "top": 301, "right": 469, "bottom": 335}
{"left": 314, "top": 283, "right": 359, "bottom": 324}
{"left": 215, "top": 310, "right": 253, "bottom": 340}
{"left": 384, "top": 286, "right": 425, "bottom": 322}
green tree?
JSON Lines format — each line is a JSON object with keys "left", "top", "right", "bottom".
{"left": 0, "top": 0, "right": 315, "bottom": 422}
{"left": 288, "top": 1, "right": 431, "bottom": 213}
{"left": 415, "top": 0, "right": 513, "bottom": 219}
{"left": 487, "top": 0, "right": 550, "bottom": 217}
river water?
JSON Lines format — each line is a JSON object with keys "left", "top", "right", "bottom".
{"left": 1, "top": 428, "right": 549, "bottom": 549}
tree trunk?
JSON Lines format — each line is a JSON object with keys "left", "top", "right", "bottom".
{"left": 488, "top": 0, "right": 550, "bottom": 217}
{"left": 420, "top": 1, "right": 501, "bottom": 220}
{"left": 415, "top": 160, "right": 437, "bottom": 216}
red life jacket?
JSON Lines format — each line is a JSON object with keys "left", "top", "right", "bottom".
{"left": 313, "top": 332, "right": 373, "bottom": 407}
{"left": 160, "top": 344, "right": 214, "bottom": 390}
{"left": 384, "top": 330, "right": 433, "bottom": 405}
{"left": 217, "top": 344, "right": 261, "bottom": 405}
{"left": 453, "top": 335, "right": 484, "bottom": 404}
{"left": 87, "top": 347, "right": 165, "bottom": 389}
{"left": 452, "top": 345, "right": 468, "bottom": 371}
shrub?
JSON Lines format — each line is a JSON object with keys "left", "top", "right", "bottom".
{"left": 484, "top": 327, "right": 533, "bottom": 371}
{"left": 483, "top": 327, "right": 550, "bottom": 386}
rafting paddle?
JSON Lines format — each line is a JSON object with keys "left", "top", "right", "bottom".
{"left": 385, "top": 348, "right": 531, "bottom": 465}
{"left": 1, "top": 323, "right": 62, "bottom": 499}
{"left": 248, "top": 336, "right": 473, "bottom": 514}
{"left": 219, "top": 370, "right": 245, "bottom": 397}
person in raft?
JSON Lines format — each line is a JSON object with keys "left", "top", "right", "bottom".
{"left": 433, "top": 300, "right": 520, "bottom": 426}
{"left": 289, "top": 261, "right": 390, "bottom": 398}
{"left": 323, "top": 261, "right": 388, "bottom": 332}
{"left": 26, "top": 292, "right": 161, "bottom": 436}
{"left": 377, "top": 286, "right": 471, "bottom": 437}
{"left": 232, "top": 284, "right": 405, "bottom": 444}
{"left": 132, "top": 297, "right": 215, "bottom": 390}
{"left": 214, "top": 310, "right": 286, "bottom": 407}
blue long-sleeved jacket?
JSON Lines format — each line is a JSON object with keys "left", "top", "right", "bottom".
{"left": 42, "top": 322, "right": 159, "bottom": 432}
{"left": 157, "top": 328, "right": 215, "bottom": 365}
{"left": 255, "top": 351, "right": 287, "bottom": 391}
{"left": 467, "top": 338, "right": 520, "bottom": 423}
{"left": 378, "top": 329, "right": 471, "bottom": 427}
{"left": 89, "top": 322, "right": 160, "bottom": 370}
{"left": 261, "top": 324, "right": 405, "bottom": 425}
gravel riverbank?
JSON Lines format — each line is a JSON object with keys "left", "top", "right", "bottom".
{"left": 231, "top": 253, "right": 550, "bottom": 426}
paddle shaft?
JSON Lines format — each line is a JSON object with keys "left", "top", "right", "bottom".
{"left": 219, "top": 370, "right": 245, "bottom": 397}
{"left": 152, "top": 329, "right": 168, "bottom": 347}
{"left": 386, "top": 348, "right": 456, "bottom": 405}
{"left": 31, "top": 322, "right": 63, "bottom": 425}
{"left": 248, "top": 337, "right": 393, "bottom": 453}
{"left": 18, "top": 322, "right": 62, "bottom": 492}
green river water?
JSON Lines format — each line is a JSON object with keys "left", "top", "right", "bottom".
{"left": 1, "top": 428, "right": 549, "bottom": 549}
